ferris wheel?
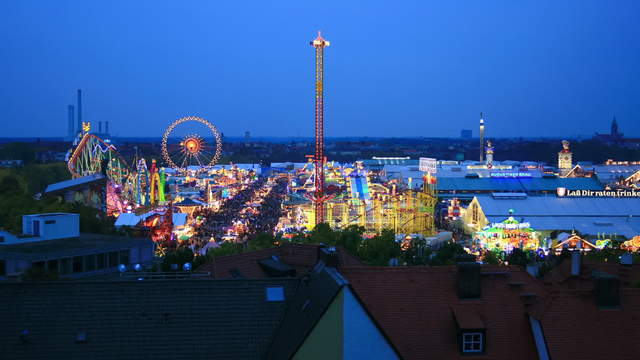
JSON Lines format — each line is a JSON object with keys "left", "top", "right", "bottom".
{"left": 161, "top": 116, "right": 222, "bottom": 171}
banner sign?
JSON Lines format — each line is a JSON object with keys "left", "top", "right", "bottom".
{"left": 556, "top": 188, "right": 640, "bottom": 198}
{"left": 490, "top": 172, "right": 532, "bottom": 178}
{"left": 419, "top": 157, "right": 437, "bottom": 174}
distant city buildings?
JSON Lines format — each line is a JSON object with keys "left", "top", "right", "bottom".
{"left": 595, "top": 116, "right": 624, "bottom": 144}
{"left": 460, "top": 129, "right": 472, "bottom": 139}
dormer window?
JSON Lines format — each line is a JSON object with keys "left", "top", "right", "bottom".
{"left": 462, "top": 332, "right": 483, "bottom": 353}
{"left": 453, "top": 306, "right": 486, "bottom": 355}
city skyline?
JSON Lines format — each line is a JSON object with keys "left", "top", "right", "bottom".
{"left": 1, "top": 1, "right": 639, "bottom": 138}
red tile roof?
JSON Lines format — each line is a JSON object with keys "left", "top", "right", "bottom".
{"left": 542, "top": 258, "right": 640, "bottom": 290}
{"left": 198, "top": 243, "right": 362, "bottom": 278}
{"left": 532, "top": 288, "right": 640, "bottom": 360}
{"left": 341, "top": 266, "right": 545, "bottom": 360}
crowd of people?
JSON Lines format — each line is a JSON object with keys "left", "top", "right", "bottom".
{"left": 186, "top": 176, "right": 288, "bottom": 253}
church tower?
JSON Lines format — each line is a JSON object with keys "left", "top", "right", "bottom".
{"left": 611, "top": 116, "right": 619, "bottom": 136}
{"left": 485, "top": 140, "right": 494, "bottom": 167}
{"left": 558, "top": 140, "right": 572, "bottom": 175}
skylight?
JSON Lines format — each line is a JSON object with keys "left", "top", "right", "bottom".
{"left": 266, "top": 286, "right": 285, "bottom": 302}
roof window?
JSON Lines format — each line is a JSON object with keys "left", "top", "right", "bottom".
{"left": 266, "top": 286, "right": 285, "bottom": 302}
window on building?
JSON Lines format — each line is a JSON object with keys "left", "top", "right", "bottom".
{"left": 72, "top": 256, "right": 83, "bottom": 273}
{"left": 266, "top": 286, "right": 285, "bottom": 302}
{"left": 97, "top": 253, "right": 107, "bottom": 270}
{"left": 47, "top": 259, "right": 59, "bottom": 273}
{"left": 60, "top": 258, "right": 71, "bottom": 275}
{"left": 0, "top": 260, "right": 5, "bottom": 276}
{"left": 44, "top": 220, "right": 56, "bottom": 225}
{"left": 85, "top": 254, "right": 96, "bottom": 272}
{"left": 462, "top": 332, "right": 483, "bottom": 353}
{"left": 108, "top": 251, "right": 119, "bottom": 268}
{"left": 119, "top": 250, "right": 130, "bottom": 265}
{"left": 33, "top": 220, "right": 40, "bottom": 236}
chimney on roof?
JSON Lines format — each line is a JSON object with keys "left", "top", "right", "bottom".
{"left": 570, "top": 251, "right": 581, "bottom": 276}
{"left": 592, "top": 271, "right": 620, "bottom": 308}
{"left": 318, "top": 246, "right": 339, "bottom": 267}
{"left": 457, "top": 262, "right": 481, "bottom": 299}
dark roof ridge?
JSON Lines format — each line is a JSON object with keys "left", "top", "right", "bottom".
{"left": 0, "top": 278, "right": 299, "bottom": 286}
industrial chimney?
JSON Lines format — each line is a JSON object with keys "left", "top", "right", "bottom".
{"left": 99, "top": 121, "right": 102, "bottom": 133}
{"left": 77, "top": 89, "right": 82, "bottom": 134}
{"left": 67, "top": 105, "right": 75, "bottom": 140}
{"left": 105, "top": 121, "right": 109, "bottom": 134}
{"left": 479, "top": 112, "right": 485, "bottom": 163}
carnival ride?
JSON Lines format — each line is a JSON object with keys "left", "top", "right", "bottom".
{"left": 476, "top": 216, "right": 539, "bottom": 252}
{"left": 282, "top": 162, "right": 438, "bottom": 237}
{"left": 66, "top": 121, "right": 170, "bottom": 216}
{"left": 307, "top": 31, "right": 332, "bottom": 225}
{"left": 161, "top": 116, "right": 222, "bottom": 173}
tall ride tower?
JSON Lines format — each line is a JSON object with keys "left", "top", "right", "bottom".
{"left": 310, "top": 31, "right": 330, "bottom": 225}
{"left": 479, "top": 112, "right": 485, "bottom": 163}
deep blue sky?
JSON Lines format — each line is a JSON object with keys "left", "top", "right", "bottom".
{"left": 1, "top": 1, "right": 639, "bottom": 138}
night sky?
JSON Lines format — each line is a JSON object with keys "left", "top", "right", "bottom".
{"left": 1, "top": 1, "right": 639, "bottom": 138}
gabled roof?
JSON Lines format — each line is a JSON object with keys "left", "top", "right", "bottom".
{"left": 477, "top": 196, "right": 640, "bottom": 217}
{"left": 197, "top": 243, "right": 363, "bottom": 279}
{"left": 0, "top": 279, "right": 298, "bottom": 360}
{"left": 266, "top": 265, "right": 345, "bottom": 359}
{"left": 531, "top": 287, "right": 640, "bottom": 359}
{"left": 553, "top": 234, "right": 597, "bottom": 249}
{"left": 340, "top": 265, "right": 545, "bottom": 360}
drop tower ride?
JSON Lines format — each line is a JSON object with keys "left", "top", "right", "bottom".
{"left": 310, "top": 31, "right": 330, "bottom": 225}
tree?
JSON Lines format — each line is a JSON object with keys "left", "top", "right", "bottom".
{"left": 248, "top": 232, "right": 276, "bottom": 251}
{"left": 401, "top": 237, "right": 432, "bottom": 265}
{"left": 506, "top": 248, "right": 530, "bottom": 267}
{"left": 483, "top": 249, "right": 501, "bottom": 265}
{"left": 335, "top": 225, "right": 365, "bottom": 256}
{"left": 358, "top": 229, "right": 401, "bottom": 266}
{"left": 429, "top": 242, "right": 467, "bottom": 266}
{"left": 309, "top": 222, "right": 337, "bottom": 246}
{"left": 0, "top": 174, "right": 25, "bottom": 195}
{"left": 0, "top": 142, "right": 35, "bottom": 164}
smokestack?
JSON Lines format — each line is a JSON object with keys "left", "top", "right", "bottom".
{"left": 99, "top": 121, "right": 102, "bottom": 133}
{"left": 77, "top": 89, "right": 82, "bottom": 133}
{"left": 479, "top": 112, "right": 485, "bottom": 163}
{"left": 67, "top": 105, "right": 75, "bottom": 139}
{"left": 105, "top": 121, "right": 109, "bottom": 134}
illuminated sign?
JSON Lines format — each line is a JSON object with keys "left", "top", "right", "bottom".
{"left": 490, "top": 172, "right": 532, "bottom": 178}
{"left": 419, "top": 157, "right": 437, "bottom": 174}
{"left": 556, "top": 188, "right": 640, "bottom": 198}
{"left": 467, "top": 164, "right": 512, "bottom": 170}
{"left": 488, "top": 222, "right": 531, "bottom": 230}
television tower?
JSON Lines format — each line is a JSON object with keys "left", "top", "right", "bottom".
{"left": 310, "top": 31, "right": 331, "bottom": 225}
{"left": 479, "top": 112, "right": 485, "bottom": 163}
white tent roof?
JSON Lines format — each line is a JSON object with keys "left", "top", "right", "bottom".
{"left": 476, "top": 196, "right": 640, "bottom": 217}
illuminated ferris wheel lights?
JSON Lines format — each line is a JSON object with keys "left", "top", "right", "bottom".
{"left": 161, "top": 116, "right": 222, "bottom": 172}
